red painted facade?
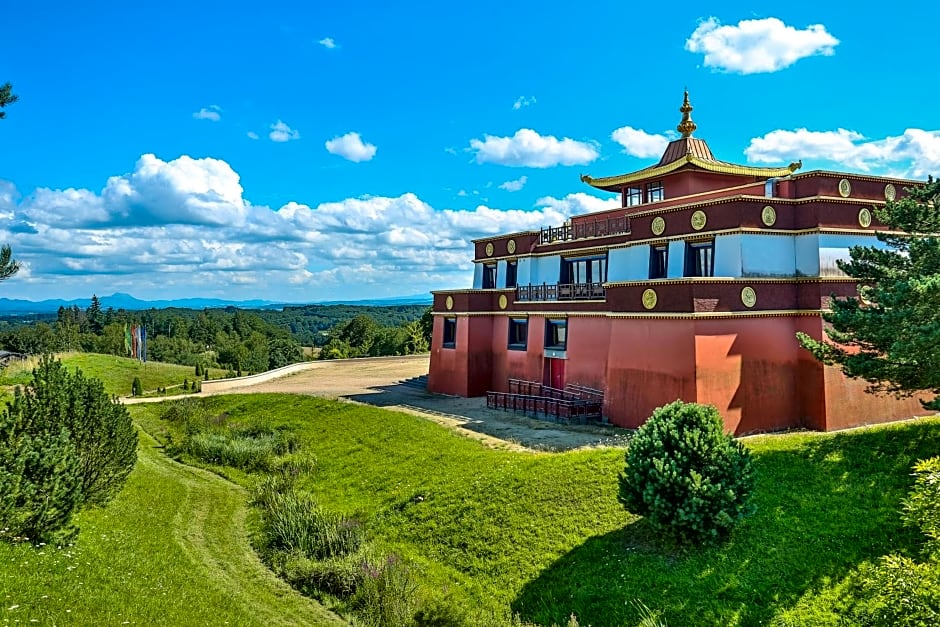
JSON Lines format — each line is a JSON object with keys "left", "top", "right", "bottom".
{"left": 429, "top": 97, "right": 930, "bottom": 434}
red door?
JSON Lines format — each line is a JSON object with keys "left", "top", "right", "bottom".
{"left": 548, "top": 358, "right": 565, "bottom": 390}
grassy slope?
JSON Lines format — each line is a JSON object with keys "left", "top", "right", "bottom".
{"left": 0, "top": 427, "right": 345, "bottom": 626}
{"left": 132, "top": 393, "right": 940, "bottom": 626}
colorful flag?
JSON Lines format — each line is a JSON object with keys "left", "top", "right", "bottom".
{"left": 141, "top": 326, "right": 147, "bottom": 363}
{"left": 124, "top": 323, "right": 131, "bottom": 356}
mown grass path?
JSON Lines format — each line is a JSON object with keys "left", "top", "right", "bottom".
{"left": 0, "top": 428, "right": 346, "bottom": 626}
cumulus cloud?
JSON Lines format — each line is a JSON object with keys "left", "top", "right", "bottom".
{"left": 247, "top": 131, "right": 260, "bottom": 140}
{"left": 0, "top": 157, "right": 617, "bottom": 301}
{"left": 685, "top": 17, "right": 839, "bottom": 74}
{"left": 611, "top": 126, "right": 672, "bottom": 158}
{"left": 318, "top": 37, "right": 337, "bottom": 49}
{"left": 499, "top": 176, "right": 528, "bottom": 192}
{"left": 193, "top": 105, "right": 222, "bottom": 122}
{"left": 745, "top": 127, "right": 940, "bottom": 178}
{"left": 513, "top": 96, "right": 536, "bottom": 110}
{"left": 269, "top": 120, "right": 300, "bottom": 142}
{"left": 469, "top": 129, "right": 599, "bottom": 168}
{"left": 325, "top": 132, "right": 377, "bottom": 162}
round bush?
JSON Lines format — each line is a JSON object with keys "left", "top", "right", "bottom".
{"left": 618, "top": 400, "right": 755, "bottom": 545}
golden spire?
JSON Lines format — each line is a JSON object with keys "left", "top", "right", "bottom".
{"left": 677, "top": 90, "right": 697, "bottom": 138}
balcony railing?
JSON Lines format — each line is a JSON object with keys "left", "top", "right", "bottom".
{"left": 539, "top": 215, "right": 630, "bottom": 244}
{"left": 515, "top": 282, "right": 606, "bottom": 301}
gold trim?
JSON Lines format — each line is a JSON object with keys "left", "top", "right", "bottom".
{"left": 439, "top": 309, "right": 826, "bottom": 320}
{"left": 642, "top": 289, "right": 658, "bottom": 310}
{"left": 691, "top": 210, "right": 707, "bottom": 230}
{"left": 498, "top": 294, "right": 508, "bottom": 310}
{"left": 485, "top": 242, "right": 494, "bottom": 257}
{"left": 838, "top": 178, "right": 852, "bottom": 198}
{"left": 507, "top": 239, "right": 517, "bottom": 254}
{"left": 581, "top": 155, "right": 799, "bottom": 190}
{"left": 741, "top": 286, "right": 757, "bottom": 308}
{"left": 761, "top": 205, "right": 777, "bottom": 227}
{"left": 445, "top": 295, "right": 454, "bottom": 310}
{"left": 885, "top": 184, "right": 896, "bottom": 202}
{"left": 858, "top": 208, "right": 872, "bottom": 228}
{"left": 651, "top": 216, "right": 666, "bottom": 235}
{"left": 606, "top": 276, "right": 856, "bottom": 288}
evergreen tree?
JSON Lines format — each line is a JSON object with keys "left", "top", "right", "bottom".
{"left": 86, "top": 295, "right": 104, "bottom": 334}
{"left": 0, "top": 245, "right": 18, "bottom": 282}
{"left": 798, "top": 178, "right": 940, "bottom": 408}
{"left": 0, "top": 82, "right": 17, "bottom": 120}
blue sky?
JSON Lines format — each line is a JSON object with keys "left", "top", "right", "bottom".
{"left": 0, "top": 0, "right": 937, "bottom": 303}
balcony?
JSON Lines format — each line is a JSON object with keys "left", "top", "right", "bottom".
{"left": 515, "top": 282, "right": 606, "bottom": 302}
{"left": 539, "top": 215, "right": 630, "bottom": 244}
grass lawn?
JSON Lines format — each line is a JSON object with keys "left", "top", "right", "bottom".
{"left": 0, "top": 352, "right": 226, "bottom": 399}
{"left": 132, "top": 393, "right": 940, "bottom": 626}
{"left": 0, "top": 427, "right": 344, "bottom": 625}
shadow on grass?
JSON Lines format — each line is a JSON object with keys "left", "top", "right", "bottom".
{"left": 512, "top": 419, "right": 940, "bottom": 627}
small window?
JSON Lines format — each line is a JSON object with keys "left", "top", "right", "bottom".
{"left": 545, "top": 319, "right": 567, "bottom": 350}
{"left": 649, "top": 245, "right": 669, "bottom": 279}
{"left": 508, "top": 318, "right": 528, "bottom": 350}
{"left": 482, "top": 263, "right": 497, "bottom": 289}
{"left": 646, "top": 181, "right": 664, "bottom": 203}
{"left": 684, "top": 241, "right": 714, "bottom": 277}
{"left": 625, "top": 186, "right": 643, "bottom": 207}
{"left": 505, "top": 261, "right": 518, "bottom": 289}
{"left": 560, "top": 255, "right": 607, "bottom": 284}
{"left": 442, "top": 317, "right": 457, "bottom": 348}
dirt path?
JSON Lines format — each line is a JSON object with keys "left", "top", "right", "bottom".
{"left": 128, "top": 355, "right": 629, "bottom": 452}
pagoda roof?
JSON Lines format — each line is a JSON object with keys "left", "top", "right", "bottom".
{"left": 581, "top": 91, "right": 801, "bottom": 192}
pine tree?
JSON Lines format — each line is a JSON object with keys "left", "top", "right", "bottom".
{"left": 0, "top": 82, "right": 17, "bottom": 120}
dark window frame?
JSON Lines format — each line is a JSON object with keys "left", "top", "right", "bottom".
{"left": 505, "top": 260, "right": 518, "bottom": 289}
{"left": 545, "top": 318, "right": 567, "bottom": 350}
{"left": 646, "top": 180, "right": 664, "bottom": 203}
{"left": 442, "top": 317, "right": 457, "bottom": 348}
{"left": 560, "top": 254, "right": 607, "bottom": 285}
{"left": 482, "top": 263, "right": 497, "bottom": 289}
{"left": 649, "top": 244, "right": 669, "bottom": 279}
{"left": 508, "top": 318, "right": 528, "bottom": 350}
{"left": 625, "top": 186, "right": 643, "bottom": 207}
{"left": 684, "top": 240, "right": 715, "bottom": 277}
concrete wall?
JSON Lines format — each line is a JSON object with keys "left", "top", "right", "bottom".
{"left": 201, "top": 361, "right": 317, "bottom": 394}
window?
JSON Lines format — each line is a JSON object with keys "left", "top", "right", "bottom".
{"left": 625, "top": 186, "right": 643, "bottom": 207}
{"left": 545, "top": 319, "right": 567, "bottom": 350}
{"left": 508, "top": 318, "right": 528, "bottom": 350}
{"left": 560, "top": 255, "right": 607, "bottom": 285}
{"left": 442, "top": 317, "right": 457, "bottom": 348}
{"left": 684, "top": 241, "right": 714, "bottom": 277}
{"left": 649, "top": 245, "right": 669, "bottom": 279}
{"left": 646, "top": 181, "right": 664, "bottom": 203}
{"left": 505, "top": 261, "right": 518, "bottom": 288}
{"left": 482, "top": 263, "right": 497, "bottom": 289}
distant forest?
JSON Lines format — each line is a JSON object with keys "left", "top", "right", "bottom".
{"left": 0, "top": 299, "right": 432, "bottom": 372}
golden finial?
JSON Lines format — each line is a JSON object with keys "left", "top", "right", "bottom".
{"left": 677, "top": 90, "right": 697, "bottom": 138}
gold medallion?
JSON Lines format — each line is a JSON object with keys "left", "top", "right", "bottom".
{"left": 838, "top": 178, "right": 852, "bottom": 198}
{"left": 761, "top": 205, "right": 777, "bottom": 227}
{"left": 741, "top": 286, "right": 757, "bottom": 308}
{"left": 642, "top": 288, "right": 658, "bottom": 310}
{"left": 885, "top": 184, "right": 896, "bottom": 202}
{"left": 485, "top": 242, "right": 494, "bottom": 257}
{"left": 651, "top": 216, "right": 666, "bottom": 236}
{"left": 498, "top": 294, "right": 508, "bottom": 310}
{"left": 858, "top": 208, "right": 872, "bottom": 228}
{"left": 507, "top": 239, "right": 516, "bottom": 254}
{"left": 445, "top": 295, "right": 454, "bottom": 310}
{"left": 691, "top": 210, "right": 707, "bottom": 230}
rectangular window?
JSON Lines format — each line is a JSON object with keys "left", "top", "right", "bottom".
{"left": 649, "top": 245, "right": 669, "bottom": 279}
{"left": 482, "top": 263, "right": 497, "bottom": 289}
{"left": 442, "top": 317, "right": 457, "bottom": 348}
{"left": 625, "top": 186, "right": 643, "bottom": 207}
{"left": 508, "top": 318, "right": 528, "bottom": 350}
{"left": 505, "top": 261, "right": 518, "bottom": 288}
{"left": 646, "top": 181, "right": 664, "bottom": 203}
{"left": 560, "top": 255, "right": 607, "bottom": 285}
{"left": 545, "top": 319, "right": 567, "bottom": 350}
{"left": 684, "top": 241, "right": 715, "bottom": 277}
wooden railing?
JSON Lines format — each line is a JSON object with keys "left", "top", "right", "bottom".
{"left": 540, "top": 215, "right": 630, "bottom": 244}
{"left": 487, "top": 379, "right": 605, "bottom": 424}
{"left": 515, "top": 282, "right": 605, "bottom": 301}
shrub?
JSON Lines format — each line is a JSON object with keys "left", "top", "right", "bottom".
{"left": 844, "top": 554, "right": 940, "bottom": 626}
{"left": 278, "top": 550, "right": 365, "bottom": 598}
{"left": 618, "top": 400, "right": 755, "bottom": 545}
{"left": 353, "top": 554, "right": 420, "bottom": 627}
{"left": 902, "top": 456, "right": 940, "bottom": 555}
{"left": 0, "top": 356, "right": 138, "bottom": 541}
{"left": 181, "top": 428, "right": 294, "bottom": 471}
{"left": 131, "top": 376, "right": 143, "bottom": 396}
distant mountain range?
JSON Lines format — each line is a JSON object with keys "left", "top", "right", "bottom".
{"left": 0, "top": 292, "right": 433, "bottom": 315}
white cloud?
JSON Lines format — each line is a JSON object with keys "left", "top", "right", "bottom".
{"left": 499, "top": 176, "right": 528, "bottom": 192}
{"left": 325, "top": 132, "right": 377, "bottom": 162}
{"left": 611, "top": 126, "right": 672, "bottom": 158}
{"left": 193, "top": 105, "right": 222, "bottom": 122}
{"left": 269, "top": 120, "right": 300, "bottom": 142}
{"left": 318, "top": 37, "right": 337, "bottom": 49}
{"left": 745, "top": 127, "right": 940, "bottom": 178}
{"left": 513, "top": 96, "right": 536, "bottom": 110}
{"left": 469, "top": 129, "right": 599, "bottom": 168}
{"left": 685, "top": 17, "right": 839, "bottom": 74}
{"left": 534, "top": 193, "right": 621, "bottom": 215}
{"left": 246, "top": 131, "right": 260, "bottom": 140}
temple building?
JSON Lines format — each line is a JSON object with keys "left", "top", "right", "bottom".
{"left": 428, "top": 93, "right": 930, "bottom": 433}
